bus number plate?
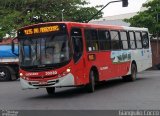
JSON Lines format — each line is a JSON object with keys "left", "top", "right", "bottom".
{"left": 39, "top": 81, "right": 47, "bottom": 85}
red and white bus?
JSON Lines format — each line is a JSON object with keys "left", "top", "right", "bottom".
{"left": 14, "top": 22, "right": 152, "bottom": 94}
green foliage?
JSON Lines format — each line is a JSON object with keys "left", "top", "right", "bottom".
{"left": 124, "top": 0, "right": 160, "bottom": 36}
{"left": 0, "top": 0, "right": 103, "bottom": 39}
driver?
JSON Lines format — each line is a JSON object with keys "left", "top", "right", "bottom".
{"left": 42, "top": 47, "right": 54, "bottom": 64}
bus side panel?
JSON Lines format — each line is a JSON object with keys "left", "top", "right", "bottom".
{"left": 93, "top": 51, "right": 117, "bottom": 81}
{"left": 110, "top": 50, "right": 131, "bottom": 78}
{"left": 131, "top": 48, "right": 152, "bottom": 73}
{"left": 91, "top": 51, "right": 131, "bottom": 81}
{"left": 86, "top": 51, "right": 120, "bottom": 81}
{"left": 101, "top": 51, "right": 119, "bottom": 80}
{"left": 118, "top": 62, "right": 131, "bottom": 76}
{"left": 86, "top": 50, "right": 131, "bottom": 81}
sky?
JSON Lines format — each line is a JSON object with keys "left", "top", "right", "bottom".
{"left": 87, "top": 0, "right": 148, "bottom": 17}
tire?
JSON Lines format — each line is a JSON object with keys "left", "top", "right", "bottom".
{"left": 0, "top": 67, "right": 11, "bottom": 81}
{"left": 46, "top": 87, "right": 55, "bottom": 95}
{"left": 86, "top": 70, "right": 95, "bottom": 93}
{"left": 122, "top": 63, "right": 137, "bottom": 82}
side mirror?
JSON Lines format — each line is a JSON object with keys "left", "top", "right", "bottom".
{"left": 12, "top": 38, "right": 19, "bottom": 56}
{"left": 150, "top": 36, "right": 153, "bottom": 40}
{"left": 122, "top": 0, "right": 128, "bottom": 7}
{"left": 149, "top": 34, "right": 153, "bottom": 40}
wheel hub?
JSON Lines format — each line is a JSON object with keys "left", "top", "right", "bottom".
{"left": 0, "top": 72, "right": 6, "bottom": 78}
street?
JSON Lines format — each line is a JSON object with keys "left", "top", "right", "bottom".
{"left": 0, "top": 70, "right": 160, "bottom": 110}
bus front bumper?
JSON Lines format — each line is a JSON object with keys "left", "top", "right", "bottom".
{"left": 20, "top": 73, "right": 75, "bottom": 89}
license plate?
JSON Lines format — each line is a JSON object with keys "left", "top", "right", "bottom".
{"left": 39, "top": 81, "right": 47, "bottom": 85}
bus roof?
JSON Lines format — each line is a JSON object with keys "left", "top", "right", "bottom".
{"left": 20, "top": 22, "right": 148, "bottom": 32}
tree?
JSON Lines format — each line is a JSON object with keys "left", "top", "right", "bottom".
{"left": 0, "top": 0, "right": 103, "bottom": 39}
{"left": 124, "top": 0, "right": 160, "bottom": 37}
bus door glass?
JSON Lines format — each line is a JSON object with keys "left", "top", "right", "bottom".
{"left": 71, "top": 28, "right": 85, "bottom": 84}
{"left": 142, "top": 32, "right": 151, "bottom": 68}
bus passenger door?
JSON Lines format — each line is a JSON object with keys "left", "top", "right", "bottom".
{"left": 71, "top": 28, "right": 86, "bottom": 85}
{"left": 141, "top": 32, "right": 152, "bottom": 70}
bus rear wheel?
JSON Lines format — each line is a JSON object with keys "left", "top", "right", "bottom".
{"left": 122, "top": 63, "right": 137, "bottom": 82}
{"left": 86, "top": 70, "right": 95, "bottom": 93}
{"left": 0, "top": 67, "right": 11, "bottom": 81}
{"left": 46, "top": 87, "right": 55, "bottom": 95}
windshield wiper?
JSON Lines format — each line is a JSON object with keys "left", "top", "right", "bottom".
{"left": 37, "top": 65, "right": 46, "bottom": 68}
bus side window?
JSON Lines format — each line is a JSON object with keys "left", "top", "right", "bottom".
{"left": 85, "top": 29, "right": 99, "bottom": 51}
{"left": 98, "top": 30, "right": 111, "bottom": 50}
{"left": 110, "top": 30, "right": 121, "bottom": 50}
{"left": 120, "top": 31, "right": 129, "bottom": 50}
{"left": 22, "top": 39, "right": 33, "bottom": 65}
{"left": 129, "top": 31, "right": 136, "bottom": 49}
{"left": 135, "top": 31, "right": 142, "bottom": 49}
{"left": 142, "top": 32, "right": 149, "bottom": 48}
{"left": 71, "top": 28, "right": 83, "bottom": 63}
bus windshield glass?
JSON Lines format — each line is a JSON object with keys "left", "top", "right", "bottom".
{"left": 19, "top": 26, "right": 71, "bottom": 68}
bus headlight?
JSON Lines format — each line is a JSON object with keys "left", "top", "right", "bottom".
{"left": 58, "top": 68, "right": 71, "bottom": 78}
{"left": 66, "top": 68, "right": 71, "bottom": 73}
{"left": 20, "top": 73, "right": 23, "bottom": 76}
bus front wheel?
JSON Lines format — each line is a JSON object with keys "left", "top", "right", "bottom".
{"left": 46, "top": 87, "right": 55, "bottom": 95}
{"left": 86, "top": 70, "right": 95, "bottom": 93}
{"left": 122, "top": 63, "right": 137, "bottom": 81}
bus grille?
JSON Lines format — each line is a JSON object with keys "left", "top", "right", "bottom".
{"left": 28, "top": 79, "right": 59, "bottom": 87}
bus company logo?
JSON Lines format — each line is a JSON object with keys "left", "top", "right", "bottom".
{"left": 25, "top": 72, "right": 38, "bottom": 76}
{"left": 100, "top": 66, "right": 108, "bottom": 71}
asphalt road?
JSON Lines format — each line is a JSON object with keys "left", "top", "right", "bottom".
{"left": 0, "top": 70, "right": 160, "bottom": 110}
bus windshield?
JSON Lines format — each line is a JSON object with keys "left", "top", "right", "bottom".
{"left": 19, "top": 33, "right": 71, "bottom": 68}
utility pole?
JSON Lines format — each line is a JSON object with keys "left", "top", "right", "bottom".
{"left": 156, "top": 4, "right": 159, "bottom": 57}
{"left": 61, "top": 9, "right": 64, "bottom": 21}
{"left": 156, "top": 14, "right": 159, "bottom": 57}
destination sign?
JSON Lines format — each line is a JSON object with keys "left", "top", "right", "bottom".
{"left": 23, "top": 25, "right": 60, "bottom": 35}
